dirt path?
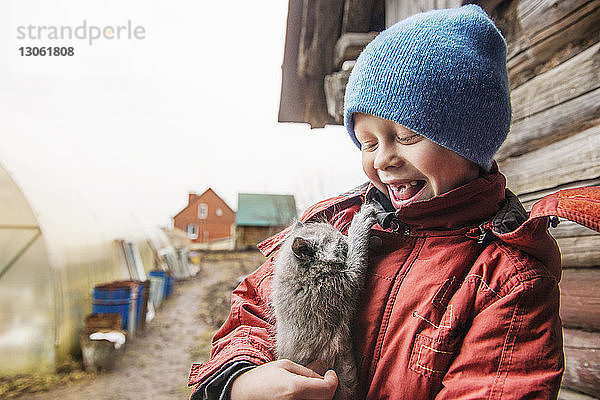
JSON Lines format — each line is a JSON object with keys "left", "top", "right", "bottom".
{"left": 13, "top": 251, "right": 264, "bottom": 400}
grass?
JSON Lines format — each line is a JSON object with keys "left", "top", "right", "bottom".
{"left": 0, "top": 357, "right": 94, "bottom": 399}
{"left": 190, "top": 278, "right": 237, "bottom": 362}
{"left": 190, "top": 330, "right": 216, "bottom": 361}
{"left": 190, "top": 250, "right": 265, "bottom": 363}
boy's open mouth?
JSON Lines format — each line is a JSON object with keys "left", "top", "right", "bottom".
{"left": 387, "top": 180, "right": 426, "bottom": 207}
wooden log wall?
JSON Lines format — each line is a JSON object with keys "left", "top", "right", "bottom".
{"left": 488, "top": 0, "right": 600, "bottom": 397}
{"left": 384, "top": 0, "right": 462, "bottom": 26}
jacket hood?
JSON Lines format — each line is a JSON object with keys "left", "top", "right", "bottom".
{"left": 492, "top": 186, "right": 600, "bottom": 280}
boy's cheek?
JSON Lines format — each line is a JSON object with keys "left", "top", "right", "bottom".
{"left": 362, "top": 172, "right": 387, "bottom": 198}
{"left": 362, "top": 157, "right": 378, "bottom": 182}
{"left": 369, "top": 177, "right": 389, "bottom": 199}
{"left": 361, "top": 154, "right": 389, "bottom": 198}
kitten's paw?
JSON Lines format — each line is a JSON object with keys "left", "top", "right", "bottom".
{"left": 358, "top": 202, "right": 377, "bottom": 223}
{"left": 349, "top": 203, "right": 377, "bottom": 233}
{"left": 347, "top": 202, "right": 378, "bottom": 239}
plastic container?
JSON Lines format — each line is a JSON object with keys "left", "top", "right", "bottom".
{"left": 165, "top": 274, "right": 174, "bottom": 298}
{"left": 150, "top": 270, "right": 170, "bottom": 299}
{"left": 92, "top": 281, "right": 139, "bottom": 334}
{"left": 149, "top": 272, "right": 165, "bottom": 309}
{"left": 80, "top": 330, "right": 126, "bottom": 372}
{"left": 93, "top": 285, "right": 131, "bottom": 331}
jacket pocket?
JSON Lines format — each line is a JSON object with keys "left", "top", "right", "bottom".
{"left": 409, "top": 333, "right": 456, "bottom": 378}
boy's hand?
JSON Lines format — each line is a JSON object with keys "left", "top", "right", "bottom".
{"left": 229, "top": 359, "right": 338, "bottom": 400}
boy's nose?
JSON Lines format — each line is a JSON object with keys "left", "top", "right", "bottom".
{"left": 374, "top": 143, "right": 402, "bottom": 170}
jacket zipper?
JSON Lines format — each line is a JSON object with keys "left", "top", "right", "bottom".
{"left": 391, "top": 212, "right": 412, "bottom": 236}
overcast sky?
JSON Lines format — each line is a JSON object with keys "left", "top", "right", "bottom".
{"left": 0, "top": 0, "right": 366, "bottom": 228}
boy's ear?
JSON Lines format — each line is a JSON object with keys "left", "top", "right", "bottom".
{"left": 291, "top": 237, "right": 315, "bottom": 260}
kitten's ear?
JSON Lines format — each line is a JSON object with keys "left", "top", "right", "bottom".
{"left": 291, "top": 237, "right": 315, "bottom": 260}
{"left": 294, "top": 220, "right": 305, "bottom": 229}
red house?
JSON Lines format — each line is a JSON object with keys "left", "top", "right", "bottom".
{"left": 173, "top": 188, "right": 235, "bottom": 243}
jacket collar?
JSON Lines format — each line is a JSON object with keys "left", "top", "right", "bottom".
{"left": 367, "top": 168, "right": 507, "bottom": 232}
{"left": 258, "top": 169, "right": 507, "bottom": 256}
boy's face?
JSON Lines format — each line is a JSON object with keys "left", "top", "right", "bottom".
{"left": 353, "top": 113, "right": 480, "bottom": 209}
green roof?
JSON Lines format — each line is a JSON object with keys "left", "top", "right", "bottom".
{"left": 236, "top": 193, "right": 297, "bottom": 226}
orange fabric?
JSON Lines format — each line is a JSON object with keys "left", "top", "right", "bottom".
{"left": 531, "top": 186, "right": 600, "bottom": 233}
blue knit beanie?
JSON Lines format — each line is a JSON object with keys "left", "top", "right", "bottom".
{"left": 344, "top": 4, "right": 510, "bottom": 171}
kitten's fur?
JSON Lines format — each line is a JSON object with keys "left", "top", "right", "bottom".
{"left": 271, "top": 203, "right": 377, "bottom": 400}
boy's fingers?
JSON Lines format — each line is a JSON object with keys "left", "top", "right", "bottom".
{"left": 306, "top": 360, "right": 327, "bottom": 376}
{"left": 278, "top": 359, "right": 323, "bottom": 379}
{"left": 294, "top": 369, "right": 338, "bottom": 399}
{"left": 324, "top": 369, "right": 338, "bottom": 384}
{"left": 274, "top": 360, "right": 339, "bottom": 399}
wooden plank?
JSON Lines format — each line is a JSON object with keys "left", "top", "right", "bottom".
{"left": 499, "top": 125, "right": 600, "bottom": 195}
{"left": 551, "top": 220, "right": 600, "bottom": 239}
{"left": 563, "top": 328, "right": 600, "bottom": 398}
{"left": 324, "top": 69, "right": 351, "bottom": 122}
{"left": 333, "top": 32, "right": 378, "bottom": 68}
{"left": 508, "top": 0, "right": 600, "bottom": 87}
{"left": 297, "top": 0, "right": 344, "bottom": 78}
{"left": 513, "top": 0, "right": 596, "bottom": 55}
{"left": 496, "top": 87, "right": 600, "bottom": 161}
{"left": 517, "top": 0, "right": 590, "bottom": 39}
{"left": 560, "top": 269, "right": 600, "bottom": 329}
{"left": 296, "top": 0, "right": 345, "bottom": 128}
{"left": 384, "top": 0, "right": 460, "bottom": 27}
{"left": 510, "top": 41, "right": 600, "bottom": 122}
{"left": 558, "top": 236, "right": 600, "bottom": 269}
{"left": 476, "top": 0, "right": 506, "bottom": 14}
{"left": 385, "top": 0, "right": 411, "bottom": 27}
{"left": 279, "top": 0, "right": 305, "bottom": 124}
{"left": 342, "top": 0, "right": 377, "bottom": 33}
{"left": 559, "top": 387, "right": 600, "bottom": 400}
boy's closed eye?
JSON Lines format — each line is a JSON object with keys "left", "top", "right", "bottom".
{"left": 358, "top": 132, "right": 423, "bottom": 151}
{"left": 360, "top": 141, "right": 377, "bottom": 151}
{"left": 395, "top": 133, "right": 422, "bottom": 145}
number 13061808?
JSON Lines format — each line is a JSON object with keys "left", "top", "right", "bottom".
{"left": 19, "top": 47, "right": 74, "bottom": 56}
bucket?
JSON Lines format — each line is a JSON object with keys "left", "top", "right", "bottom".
{"left": 80, "top": 330, "right": 126, "bottom": 372}
{"left": 149, "top": 272, "right": 165, "bottom": 309}
{"left": 150, "top": 270, "right": 169, "bottom": 298}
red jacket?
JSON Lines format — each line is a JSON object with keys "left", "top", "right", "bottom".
{"left": 188, "top": 172, "right": 597, "bottom": 399}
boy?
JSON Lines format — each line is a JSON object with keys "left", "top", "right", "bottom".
{"left": 189, "top": 5, "right": 564, "bottom": 399}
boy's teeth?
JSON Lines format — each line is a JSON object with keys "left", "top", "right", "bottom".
{"left": 389, "top": 180, "right": 424, "bottom": 204}
{"left": 396, "top": 181, "right": 418, "bottom": 189}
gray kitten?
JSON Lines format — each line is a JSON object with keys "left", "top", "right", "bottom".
{"left": 271, "top": 203, "right": 377, "bottom": 400}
